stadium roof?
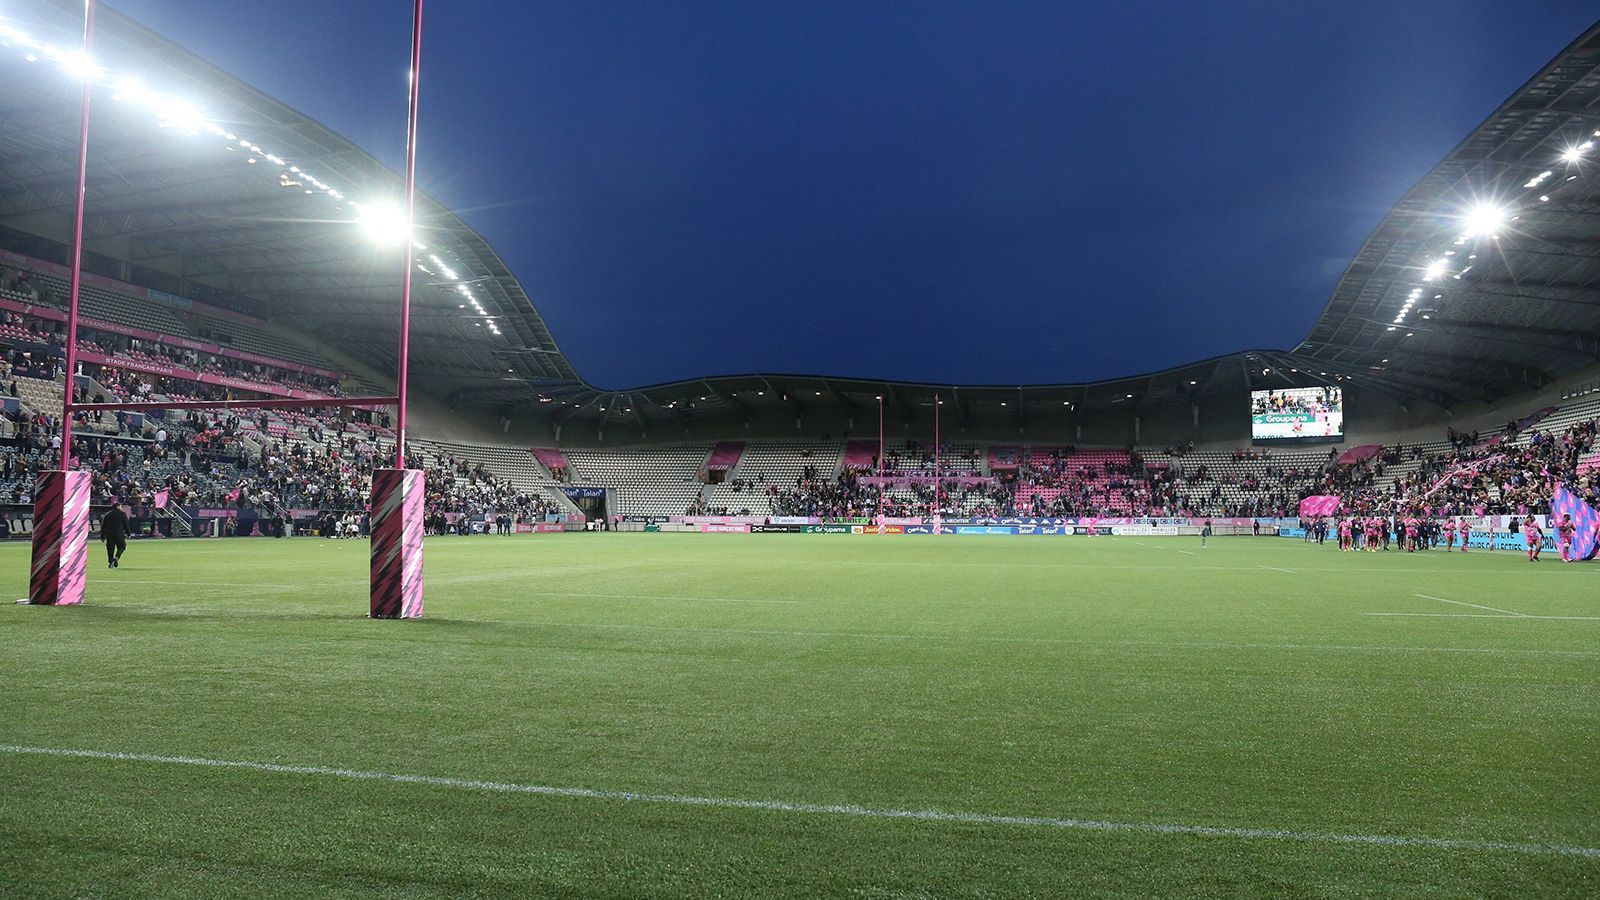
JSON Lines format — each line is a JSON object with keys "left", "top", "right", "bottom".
{"left": 1, "top": 3, "right": 1598, "bottom": 434}
{"left": 1295, "top": 20, "right": 1600, "bottom": 411}
{"left": 0, "top": 0, "right": 579, "bottom": 393}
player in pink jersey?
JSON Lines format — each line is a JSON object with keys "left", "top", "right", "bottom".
{"left": 1523, "top": 518, "right": 1544, "bottom": 562}
{"left": 1404, "top": 517, "right": 1419, "bottom": 552}
{"left": 1337, "top": 518, "right": 1352, "bottom": 551}
{"left": 1458, "top": 518, "right": 1471, "bottom": 552}
{"left": 1364, "top": 517, "right": 1380, "bottom": 551}
{"left": 1557, "top": 513, "right": 1576, "bottom": 562}
{"left": 1442, "top": 518, "right": 1457, "bottom": 552}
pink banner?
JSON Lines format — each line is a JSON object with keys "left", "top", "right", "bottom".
{"left": 705, "top": 441, "right": 744, "bottom": 470}
{"left": 842, "top": 440, "right": 877, "bottom": 469}
{"left": 699, "top": 523, "right": 751, "bottom": 533}
{"left": 74, "top": 350, "right": 341, "bottom": 402}
{"left": 153, "top": 489, "right": 170, "bottom": 510}
{"left": 530, "top": 447, "right": 568, "bottom": 470}
{"left": 1299, "top": 495, "right": 1341, "bottom": 517}
{"left": 860, "top": 475, "right": 994, "bottom": 488}
{"left": 1336, "top": 444, "right": 1381, "bottom": 465}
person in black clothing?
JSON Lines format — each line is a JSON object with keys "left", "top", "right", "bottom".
{"left": 101, "top": 505, "right": 129, "bottom": 569}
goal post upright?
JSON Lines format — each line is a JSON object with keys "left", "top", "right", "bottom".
{"left": 27, "top": 0, "right": 96, "bottom": 606}
{"left": 369, "top": 0, "right": 428, "bottom": 620}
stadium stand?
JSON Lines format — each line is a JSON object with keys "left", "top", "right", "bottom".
{"left": 702, "top": 441, "right": 844, "bottom": 515}
{"left": 563, "top": 445, "right": 712, "bottom": 518}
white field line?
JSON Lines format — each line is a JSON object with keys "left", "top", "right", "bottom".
{"left": 1365, "top": 612, "right": 1600, "bottom": 621}
{"left": 1176, "top": 550, "right": 1195, "bottom": 556}
{"left": 1414, "top": 594, "right": 1527, "bottom": 617}
{"left": 1, "top": 743, "right": 1594, "bottom": 860}
{"left": 1257, "top": 565, "right": 1297, "bottom": 574}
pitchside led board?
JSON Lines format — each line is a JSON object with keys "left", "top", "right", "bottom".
{"left": 1250, "top": 386, "right": 1344, "bottom": 444}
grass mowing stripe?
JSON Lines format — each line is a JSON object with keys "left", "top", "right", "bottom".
{"left": 4, "top": 743, "right": 1595, "bottom": 860}
{"left": 495, "top": 619, "right": 1600, "bottom": 656}
{"left": 99, "top": 582, "right": 799, "bottom": 604}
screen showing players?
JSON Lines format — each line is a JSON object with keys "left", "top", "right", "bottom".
{"left": 1251, "top": 386, "right": 1343, "bottom": 441}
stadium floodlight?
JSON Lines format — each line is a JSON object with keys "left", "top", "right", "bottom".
{"left": 58, "top": 50, "right": 99, "bottom": 81}
{"left": 1459, "top": 202, "right": 1509, "bottom": 239}
{"left": 1423, "top": 258, "right": 1448, "bottom": 280}
{"left": 358, "top": 201, "right": 412, "bottom": 245}
{"left": 114, "top": 76, "right": 149, "bottom": 103}
{"left": 155, "top": 99, "right": 206, "bottom": 133}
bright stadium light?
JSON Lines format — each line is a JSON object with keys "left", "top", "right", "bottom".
{"left": 114, "top": 76, "right": 150, "bottom": 103}
{"left": 1423, "top": 258, "right": 1448, "bottom": 280}
{"left": 358, "top": 201, "right": 412, "bottom": 245}
{"left": 155, "top": 99, "right": 206, "bottom": 133}
{"left": 58, "top": 50, "right": 100, "bottom": 82}
{"left": 1460, "top": 202, "right": 1509, "bottom": 239}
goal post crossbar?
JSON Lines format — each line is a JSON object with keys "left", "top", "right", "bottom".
{"left": 69, "top": 397, "right": 400, "bottom": 414}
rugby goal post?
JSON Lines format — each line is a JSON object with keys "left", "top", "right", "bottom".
{"left": 26, "top": 0, "right": 430, "bottom": 619}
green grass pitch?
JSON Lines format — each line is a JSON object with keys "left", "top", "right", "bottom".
{"left": 1, "top": 533, "right": 1597, "bottom": 897}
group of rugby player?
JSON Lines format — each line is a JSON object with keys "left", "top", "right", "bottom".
{"left": 1326, "top": 516, "right": 1470, "bottom": 553}
{"left": 1310, "top": 513, "right": 1582, "bottom": 562}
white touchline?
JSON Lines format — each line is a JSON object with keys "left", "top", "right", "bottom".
{"left": 1365, "top": 612, "right": 1600, "bottom": 621}
{"left": 1414, "top": 594, "right": 1527, "bottom": 617}
{"left": 1176, "top": 550, "right": 1195, "bottom": 556}
{"left": 1, "top": 744, "right": 1594, "bottom": 860}
{"left": 1257, "top": 565, "right": 1297, "bottom": 574}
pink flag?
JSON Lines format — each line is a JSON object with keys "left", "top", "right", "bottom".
{"left": 1299, "top": 495, "right": 1341, "bottom": 517}
{"left": 153, "top": 489, "right": 170, "bottom": 510}
{"left": 225, "top": 487, "right": 242, "bottom": 503}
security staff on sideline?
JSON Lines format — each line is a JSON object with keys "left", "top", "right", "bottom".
{"left": 101, "top": 504, "right": 129, "bottom": 569}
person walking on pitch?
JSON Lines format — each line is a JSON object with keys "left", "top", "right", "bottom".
{"left": 101, "top": 504, "right": 129, "bottom": 569}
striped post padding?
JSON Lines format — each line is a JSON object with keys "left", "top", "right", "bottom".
{"left": 370, "top": 468, "right": 425, "bottom": 619}
{"left": 28, "top": 470, "right": 91, "bottom": 606}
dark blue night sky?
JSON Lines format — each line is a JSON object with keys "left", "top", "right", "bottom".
{"left": 107, "top": 1, "right": 1598, "bottom": 389}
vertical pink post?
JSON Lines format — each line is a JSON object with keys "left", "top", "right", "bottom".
{"left": 876, "top": 393, "right": 884, "bottom": 530}
{"left": 933, "top": 393, "right": 941, "bottom": 533}
{"left": 28, "top": 0, "right": 95, "bottom": 606}
{"left": 393, "top": 0, "right": 423, "bottom": 468}
{"left": 370, "top": 0, "right": 426, "bottom": 618}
